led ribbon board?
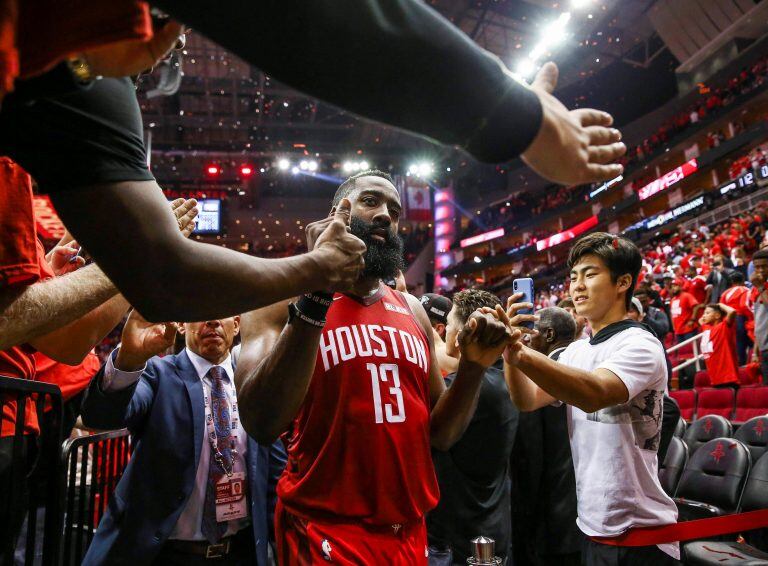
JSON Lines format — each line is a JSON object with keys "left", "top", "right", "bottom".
{"left": 638, "top": 159, "right": 698, "bottom": 201}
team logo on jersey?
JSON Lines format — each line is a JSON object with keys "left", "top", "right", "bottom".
{"left": 321, "top": 539, "right": 332, "bottom": 561}
{"left": 384, "top": 302, "right": 410, "bottom": 315}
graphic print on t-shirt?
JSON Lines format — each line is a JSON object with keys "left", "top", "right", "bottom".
{"left": 585, "top": 389, "right": 663, "bottom": 451}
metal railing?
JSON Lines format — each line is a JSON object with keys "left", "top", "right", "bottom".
{"left": 0, "top": 375, "right": 63, "bottom": 566}
{"left": 60, "top": 429, "right": 131, "bottom": 566}
{"left": 667, "top": 332, "right": 705, "bottom": 374}
{"left": 679, "top": 185, "right": 768, "bottom": 233}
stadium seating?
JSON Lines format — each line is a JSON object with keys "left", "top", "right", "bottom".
{"left": 671, "top": 389, "right": 697, "bottom": 421}
{"left": 659, "top": 437, "right": 688, "bottom": 497}
{"left": 734, "top": 416, "right": 768, "bottom": 463}
{"left": 673, "top": 417, "right": 687, "bottom": 438}
{"left": 674, "top": 438, "right": 751, "bottom": 521}
{"left": 739, "top": 366, "right": 761, "bottom": 388}
{"left": 734, "top": 387, "right": 768, "bottom": 423}
{"left": 683, "top": 415, "right": 733, "bottom": 457}
{"left": 684, "top": 452, "right": 768, "bottom": 564}
{"left": 694, "top": 370, "right": 711, "bottom": 390}
{"left": 697, "top": 388, "right": 736, "bottom": 419}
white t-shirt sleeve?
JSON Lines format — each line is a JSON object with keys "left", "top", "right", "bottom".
{"left": 596, "top": 333, "right": 665, "bottom": 399}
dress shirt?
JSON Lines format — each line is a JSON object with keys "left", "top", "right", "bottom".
{"left": 102, "top": 347, "right": 249, "bottom": 541}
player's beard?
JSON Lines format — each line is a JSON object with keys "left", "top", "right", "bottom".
{"left": 350, "top": 216, "right": 405, "bottom": 281}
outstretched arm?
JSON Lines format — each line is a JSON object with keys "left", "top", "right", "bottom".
{"left": 51, "top": 183, "right": 366, "bottom": 322}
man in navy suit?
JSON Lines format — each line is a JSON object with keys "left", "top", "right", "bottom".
{"left": 80, "top": 310, "right": 285, "bottom": 565}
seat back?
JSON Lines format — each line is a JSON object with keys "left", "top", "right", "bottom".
{"left": 694, "top": 370, "right": 711, "bottom": 390}
{"left": 738, "top": 366, "right": 760, "bottom": 387}
{"left": 741, "top": 452, "right": 768, "bottom": 550}
{"left": 734, "top": 387, "right": 768, "bottom": 423}
{"left": 734, "top": 416, "right": 768, "bottom": 464}
{"left": 659, "top": 437, "right": 688, "bottom": 497}
{"left": 696, "top": 387, "right": 735, "bottom": 420}
{"left": 683, "top": 415, "right": 733, "bottom": 456}
{"left": 670, "top": 389, "right": 697, "bottom": 421}
{"left": 676, "top": 438, "right": 751, "bottom": 515}
{"left": 673, "top": 417, "right": 687, "bottom": 438}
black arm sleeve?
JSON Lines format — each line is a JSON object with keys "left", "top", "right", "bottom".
{"left": 152, "top": 0, "right": 543, "bottom": 163}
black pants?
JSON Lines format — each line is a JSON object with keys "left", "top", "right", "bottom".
{"left": 0, "top": 435, "right": 35, "bottom": 565}
{"left": 581, "top": 539, "right": 681, "bottom": 566}
{"left": 153, "top": 528, "right": 256, "bottom": 566}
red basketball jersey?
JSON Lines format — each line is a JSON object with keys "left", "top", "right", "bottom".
{"left": 277, "top": 286, "right": 439, "bottom": 526}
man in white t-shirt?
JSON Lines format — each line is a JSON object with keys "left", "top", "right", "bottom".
{"left": 503, "top": 232, "right": 680, "bottom": 565}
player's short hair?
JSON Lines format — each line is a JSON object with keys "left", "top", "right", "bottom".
{"left": 536, "top": 307, "right": 576, "bottom": 343}
{"left": 332, "top": 169, "right": 394, "bottom": 207}
{"left": 451, "top": 289, "right": 501, "bottom": 325}
{"left": 567, "top": 232, "right": 642, "bottom": 310}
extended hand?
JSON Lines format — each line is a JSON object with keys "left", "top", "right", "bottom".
{"left": 522, "top": 62, "right": 626, "bottom": 185}
{"left": 312, "top": 198, "right": 367, "bottom": 292}
{"left": 170, "top": 198, "right": 199, "bottom": 237}
{"left": 459, "top": 306, "right": 520, "bottom": 368}
{"left": 115, "top": 310, "right": 178, "bottom": 371}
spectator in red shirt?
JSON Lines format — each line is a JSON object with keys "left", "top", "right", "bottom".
{"left": 670, "top": 279, "right": 703, "bottom": 343}
{"left": 698, "top": 303, "right": 739, "bottom": 388}
{"left": 684, "top": 266, "right": 708, "bottom": 304}
{"left": 721, "top": 271, "right": 753, "bottom": 365}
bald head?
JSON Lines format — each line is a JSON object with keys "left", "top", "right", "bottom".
{"left": 529, "top": 307, "right": 577, "bottom": 355}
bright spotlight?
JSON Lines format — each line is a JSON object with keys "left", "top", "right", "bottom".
{"left": 418, "top": 162, "right": 433, "bottom": 176}
{"left": 299, "top": 160, "right": 309, "bottom": 170}
{"left": 342, "top": 161, "right": 353, "bottom": 173}
{"left": 571, "top": 0, "right": 590, "bottom": 8}
{"left": 473, "top": 256, "right": 482, "bottom": 264}
{"left": 308, "top": 160, "right": 318, "bottom": 172}
{"left": 515, "top": 59, "right": 536, "bottom": 78}
{"left": 291, "top": 166, "right": 299, "bottom": 175}
{"left": 359, "top": 161, "right": 369, "bottom": 170}
{"left": 278, "top": 159, "right": 290, "bottom": 171}
{"left": 408, "top": 164, "right": 419, "bottom": 175}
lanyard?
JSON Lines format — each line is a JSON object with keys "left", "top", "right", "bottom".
{"left": 203, "top": 371, "right": 239, "bottom": 477}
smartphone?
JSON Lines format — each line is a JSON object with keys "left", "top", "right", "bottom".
{"left": 512, "top": 277, "right": 535, "bottom": 329}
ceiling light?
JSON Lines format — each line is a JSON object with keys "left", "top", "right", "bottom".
{"left": 277, "top": 158, "right": 290, "bottom": 171}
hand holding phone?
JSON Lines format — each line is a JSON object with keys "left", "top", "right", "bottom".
{"left": 512, "top": 278, "right": 535, "bottom": 329}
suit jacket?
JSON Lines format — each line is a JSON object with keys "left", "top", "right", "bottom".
{"left": 79, "top": 349, "right": 286, "bottom": 566}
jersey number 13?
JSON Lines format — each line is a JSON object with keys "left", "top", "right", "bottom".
{"left": 367, "top": 363, "right": 406, "bottom": 424}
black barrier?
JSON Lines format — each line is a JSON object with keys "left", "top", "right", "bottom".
{"left": 0, "top": 375, "right": 63, "bottom": 566}
{"left": 60, "top": 429, "right": 131, "bottom": 566}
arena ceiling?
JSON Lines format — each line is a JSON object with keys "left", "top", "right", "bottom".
{"left": 142, "top": 0, "right": 679, "bottom": 185}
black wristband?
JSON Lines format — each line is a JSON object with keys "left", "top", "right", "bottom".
{"left": 288, "top": 302, "right": 325, "bottom": 327}
{"left": 297, "top": 292, "right": 333, "bottom": 322}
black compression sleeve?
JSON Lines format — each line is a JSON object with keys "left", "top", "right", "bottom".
{"left": 152, "top": 0, "right": 543, "bottom": 163}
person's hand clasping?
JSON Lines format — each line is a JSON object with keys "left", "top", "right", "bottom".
{"left": 522, "top": 62, "right": 626, "bottom": 185}
{"left": 458, "top": 306, "right": 521, "bottom": 368}
{"left": 311, "top": 198, "right": 366, "bottom": 292}
{"left": 115, "top": 309, "right": 179, "bottom": 372}
{"left": 498, "top": 293, "right": 540, "bottom": 365}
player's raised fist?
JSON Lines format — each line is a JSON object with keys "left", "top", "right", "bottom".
{"left": 313, "top": 198, "right": 367, "bottom": 291}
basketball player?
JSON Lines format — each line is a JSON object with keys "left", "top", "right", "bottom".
{"left": 235, "top": 170, "right": 518, "bottom": 564}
